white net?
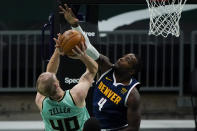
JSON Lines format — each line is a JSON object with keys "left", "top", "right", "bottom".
{"left": 146, "top": 0, "right": 187, "bottom": 37}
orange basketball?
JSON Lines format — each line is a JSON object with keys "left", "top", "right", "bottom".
{"left": 60, "top": 30, "right": 85, "bottom": 56}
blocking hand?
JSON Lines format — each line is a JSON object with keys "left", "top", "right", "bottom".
{"left": 59, "top": 4, "right": 79, "bottom": 27}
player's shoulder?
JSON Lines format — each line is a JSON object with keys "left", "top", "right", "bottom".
{"left": 127, "top": 87, "right": 140, "bottom": 108}
{"left": 130, "top": 87, "right": 140, "bottom": 98}
{"left": 129, "top": 77, "right": 141, "bottom": 90}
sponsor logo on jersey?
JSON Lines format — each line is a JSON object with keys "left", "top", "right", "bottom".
{"left": 121, "top": 88, "right": 128, "bottom": 94}
{"left": 98, "top": 81, "right": 122, "bottom": 104}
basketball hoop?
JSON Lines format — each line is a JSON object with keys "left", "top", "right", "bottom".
{"left": 146, "top": 0, "right": 187, "bottom": 37}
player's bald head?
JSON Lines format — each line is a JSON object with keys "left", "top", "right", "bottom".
{"left": 36, "top": 72, "right": 57, "bottom": 96}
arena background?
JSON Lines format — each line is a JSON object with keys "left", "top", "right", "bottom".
{"left": 0, "top": 0, "right": 197, "bottom": 130}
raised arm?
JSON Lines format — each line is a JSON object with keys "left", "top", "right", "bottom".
{"left": 70, "top": 44, "right": 98, "bottom": 107}
{"left": 59, "top": 4, "right": 113, "bottom": 75}
{"left": 73, "top": 46, "right": 98, "bottom": 75}
{"left": 46, "top": 34, "right": 63, "bottom": 74}
{"left": 35, "top": 34, "right": 63, "bottom": 111}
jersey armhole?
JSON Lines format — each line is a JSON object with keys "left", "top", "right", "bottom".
{"left": 124, "top": 82, "right": 140, "bottom": 107}
{"left": 42, "top": 97, "right": 47, "bottom": 110}
{"left": 69, "top": 90, "right": 77, "bottom": 106}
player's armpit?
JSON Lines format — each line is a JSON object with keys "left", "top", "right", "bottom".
{"left": 123, "top": 87, "right": 141, "bottom": 131}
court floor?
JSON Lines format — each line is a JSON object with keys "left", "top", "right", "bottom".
{"left": 0, "top": 120, "right": 195, "bottom": 131}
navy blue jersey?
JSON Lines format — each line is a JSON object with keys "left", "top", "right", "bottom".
{"left": 93, "top": 68, "right": 140, "bottom": 130}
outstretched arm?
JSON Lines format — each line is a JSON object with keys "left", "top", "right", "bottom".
{"left": 46, "top": 33, "right": 63, "bottom": 74}
{"left": 70, "top": 44, "right": 98, "bottom": 107}
{"left": 35, "top": 34, "right": 63, "bottom": 112}
{"left": 46, "top": 48, "right": 60, "bottom": 73}
{"left": 59, "top": 4, "right": 113, "bottom": 75}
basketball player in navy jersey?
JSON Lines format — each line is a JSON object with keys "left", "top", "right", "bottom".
{"left": 60, "top": 4, "right": 141, "bottom": 131}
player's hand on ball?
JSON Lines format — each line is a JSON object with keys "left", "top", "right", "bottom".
{"left": 71, "top": 42, "right": 87, "bottom": 60}
{"left": 59, "top": 4, "right": 79, "bottom": 27}
{"left": 53, "top": 33, "right": 64, "bottom": 55}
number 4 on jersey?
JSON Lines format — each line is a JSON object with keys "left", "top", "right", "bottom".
{"left": 98, "top": 98, "right": 107, "bottom": 111}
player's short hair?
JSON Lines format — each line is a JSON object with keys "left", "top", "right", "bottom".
{"left": 36, "top": 72, "right": 57, "bottom": 97}
{"left": 131, "top": 54, "right": 141, "bottom": 75}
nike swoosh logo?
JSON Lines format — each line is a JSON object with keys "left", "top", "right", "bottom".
{"left": 105, "top": 77, "right": 112, "bottom": 81}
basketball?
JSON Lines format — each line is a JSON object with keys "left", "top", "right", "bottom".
{"left": 60, "top": 30, "right": 85, "bottom": 56}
